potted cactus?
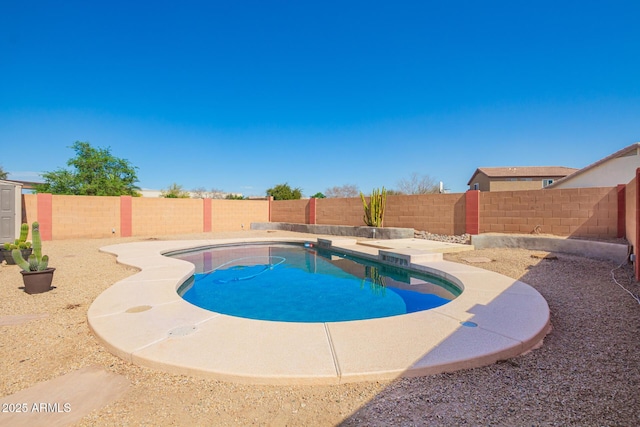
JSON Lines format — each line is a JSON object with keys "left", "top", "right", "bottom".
{"left": 0, "top": 223, "right": 33, "bottom": 265}
{"left": 12, "top": 222, "right": 54, "bottom": 294}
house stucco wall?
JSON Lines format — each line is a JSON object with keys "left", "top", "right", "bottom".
{"left": 553, "top": 153, "right": 640, "bottom": 189}
{"left": 470, "top": 174, "right": 567, "bottom": 192}
{"left": 490, "top": 179, "right": 545, "bottom": 192}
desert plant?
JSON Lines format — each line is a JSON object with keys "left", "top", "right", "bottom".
{"left": 12, "top": 222, "right": 49, "bottom": 272}
{"left": 2, "top": 223, "right": 31, "bottom": 262}
{"left": 360, "top": 187, "right": 387, "bottom": 227}
{"left": 3, "top": 223, "right": 30, "bottom": 249}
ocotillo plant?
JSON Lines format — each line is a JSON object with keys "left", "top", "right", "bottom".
{"left": 12, "top": 222, "right": 49, "bottom": 271}
{"left": 360, "top": 187, "right": 387, "bottom": 227}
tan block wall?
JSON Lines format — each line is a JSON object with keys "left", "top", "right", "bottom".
{"left": 22, "top": 194, "right": 121, "bottom": 239}
{"left": 52, "top": 195, "right": 121, "bottom": 238}
{"left": 21, "top": 188, "right": 624, "bottom": 241}
{"left": 132, "top": 198, "right": 203, "bottom": 236}
{"left": 384, "top": 194, "right": 466, "bottom": 234}
{"left": 316, "top": 198, "right": 364, "bottom": 226}
{"left": 22, "top": 194, "right": 38, "bottom": 224}
{"left": 480, "top": 187, "right": 618, "bottom": 238}
{"left": 625, "top": 178, "right": 636, "bottom": 251}
{"left": 211, "top": 200, "right": 269, "bottom": 231}
{"left": 271, "top": 200, "right": 310, "bottom": 224}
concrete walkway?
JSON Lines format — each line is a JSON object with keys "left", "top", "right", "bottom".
{"left": 0, "top": 366, "right": 129, "bottom": 427}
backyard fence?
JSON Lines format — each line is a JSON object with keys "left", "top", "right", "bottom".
{"left": 15, "top": 173, "right": 640, "bottom": 281}
{"left": 271, "top": 187, "right": 621, "bottom": 239}
{"left": 21, "top": 194, "right": 269, "bottom": 240}
{"left": 21, "top": 186, "right": 623, "bottom": 241}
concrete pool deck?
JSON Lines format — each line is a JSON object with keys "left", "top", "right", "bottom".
{"left": 88, "top": 237, "right": 550, "bottom": 385}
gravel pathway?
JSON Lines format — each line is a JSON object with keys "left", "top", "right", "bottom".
{"left": 1, "top": 231, "right": 639, "bottom": 426}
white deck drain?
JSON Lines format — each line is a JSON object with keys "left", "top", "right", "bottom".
{"left": 168, "top": 325, "right": 197, "bottom": 337}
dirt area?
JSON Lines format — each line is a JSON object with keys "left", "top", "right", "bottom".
{"left": 1, "top": 231, "right": 639, "bottom": 426}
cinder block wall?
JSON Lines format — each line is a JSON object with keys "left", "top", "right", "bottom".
{"left": 315, "top": 198, "right": 363, "bottom": 226}
{"left": 270, "top": 200, "right": 309, "bottom": 224}
{"left": 298, "top": 194, "right": 465, "bottom": 234}
{"left": 625, "top": 178, "right": 636, "bottom": 251}
{"left": 211, "top": 200, "right": 269, "bottom": 232}
{"left": 21, "top": 187, "right": 623, "bottom": 241}
{"left": 274, "top": 188, "right": 618, "bottom": 239}
{"left": 384, "top": 194, "right": 465, "bottom": 235}
{"left": 22, "top": 194, "right": 121, "bottom": 238}
{"left": 479, "top": 187, "right": 618, "bottom": 237}
{"left": 53, "top": 195, "right": 121, "bottom": 238}
{"left": 132, "top": 198, "right": 203, "bottom": 236}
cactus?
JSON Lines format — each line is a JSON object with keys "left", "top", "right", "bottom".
{"left": 360, "top": 187, "right": 387, "bottom": 227}
{"left": 3, "top": 223, "right": 31, "bottom": 252}
{"left": 12, "top": 222, "right": 49, "bottom": 272}
{"left": 19, "top": 223, "right": 29, "bottom": 243}
{"left": 32, "top": 221, "right": 42, "bottom": 261}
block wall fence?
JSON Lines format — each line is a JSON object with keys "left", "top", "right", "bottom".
{"left": 21, "top": 194, "right": 269, "bottom": 239}
{"left": 21, "top": 185, "right": 630, "bottom": 241}
{"left": 18, "top": 173, "right": 640, "bottom": 280}
{"left": 272, "top": 186, "right": 623, "bottom": 239}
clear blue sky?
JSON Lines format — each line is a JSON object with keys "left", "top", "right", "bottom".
{"left": 1, "top": 1, "right": 638, "bottom": 196}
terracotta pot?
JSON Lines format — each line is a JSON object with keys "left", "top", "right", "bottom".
{"left": 21, "top": 268, "right": 55, "bottom": 294}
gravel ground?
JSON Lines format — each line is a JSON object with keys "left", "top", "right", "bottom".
{"left": 1, "top": 230, "right": 639, "bottom": 426}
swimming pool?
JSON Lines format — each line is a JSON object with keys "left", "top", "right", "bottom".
{"left": 90, "top": 236, "right": 551, "bottom": 384}
{"left": 171, "top": 243, "right": 461, "bottom": 322}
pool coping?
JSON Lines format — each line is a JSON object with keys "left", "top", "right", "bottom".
{"left": 88, "top": 237, "right": 551, "bottom": 385}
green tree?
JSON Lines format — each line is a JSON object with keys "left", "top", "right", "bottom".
{"left": 225, "top": 193, "right": 245, "bottom": 200}
{"left": 0, "top": 165, "right": 7, "bottom": 180}
{"left": 35, "top": 141, "right": 140, "bottom": 196}
{"left": 266, "top": 183, "right": 302, "bottom": 200}
{"left": 311, "top": 192, "right": 325, "bottom": 198}
{"left": 161, "top": 183, "right": 191, "bottom": 198}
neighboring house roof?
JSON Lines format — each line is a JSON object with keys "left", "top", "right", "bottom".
{"left": 467, "top": 166, "right": 579, "bottom": 185}
{"left": 546, "top": 142, "right": 640, "bottom": 188}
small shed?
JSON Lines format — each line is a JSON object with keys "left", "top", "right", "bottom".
{"left": 0, "top": 180, "right": 24, "bottom": 242}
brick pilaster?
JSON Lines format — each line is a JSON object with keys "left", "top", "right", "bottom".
{"left": 465, "top": 190, "right": 480, "bottom": 235}
{"left": 120, "top": 196, "right": 133, "bottom": 237}
{"left": 36, "top": 193, "right": 53, "bottom": 241}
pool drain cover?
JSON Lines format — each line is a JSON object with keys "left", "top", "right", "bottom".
{"left": 168, "top": 325, "right": 197, "bottom": 337}
{"left": 460, "top": 321, "right": 478, "bottom": 328}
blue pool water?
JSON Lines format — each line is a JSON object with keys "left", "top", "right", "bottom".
{"left": 172, "top": 243, "right": 461, "bottom": 323}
